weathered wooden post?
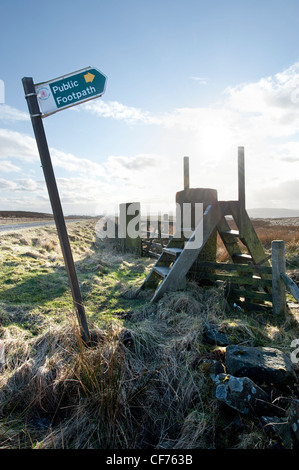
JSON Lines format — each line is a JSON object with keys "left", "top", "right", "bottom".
{"left": 162, "top": 213, "right": 169, "bottom": 238}
{"left": 158, "top": 213, "right": 162, "bottom": 239}
{"left": 238, "top": 146, "right": 245, "bottom": 237}
{"left": 184, "top": 156, "right": 190, "bottom": 191}
{"left": 119, "top": 202, "right": 142, "bottom": 255}
{"left": 272, "top": 240, "right": 287, "bottom": 315}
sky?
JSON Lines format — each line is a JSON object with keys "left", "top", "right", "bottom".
{"left": 1, "top": 0, "right": 299, "bottom": 216}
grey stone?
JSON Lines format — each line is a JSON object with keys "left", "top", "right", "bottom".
{"left": 261, "top": 416, "right": 294, "bottom": 449}
{"left": 201, "top": 359, "right": 225, "bottom": 381}
{"left": 288, "top": 398, "right": 299, "bottom": 443}
{"left": 203, "top": 323, "right": 230, "bottom": 346}
{"left": 214, "top": 373, "right": 271, "bottom": 415}
{"left": 225, "top": 345, "right": 297, "bottom": 386}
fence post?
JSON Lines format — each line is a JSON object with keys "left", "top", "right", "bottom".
{"left": 119, "top": 202, "right": 142, "bottom": 255}
{"left": 162, "top": 213, "right": 169, "bottom": 238}
{"left": 158, "top": 213, "right": 162, "bottom": 239}
{"left": 184, "top": 156, "right": 190, "bottom": 191}
{"left": 147, "top": 218, "right": 150, "bottom": 239}
{"left": 272, "top": 240, "right": 286, "bottom": 315}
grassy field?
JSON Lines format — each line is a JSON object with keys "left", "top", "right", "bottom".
{"left": 0, "top": 218, "right": 298, "bottom": 449}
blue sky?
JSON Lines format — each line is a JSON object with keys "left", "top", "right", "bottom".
{"left": 1, "top": 0, "right": 299, "bottom": 215}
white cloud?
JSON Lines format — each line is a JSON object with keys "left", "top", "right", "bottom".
{"left": 104, "top": 154, "right": 159, "bottom": 178}
{"left": 87, "top": 63, "right": 299, "bottom": 209}
{"left": 51, "top": 149, "right": 106, "bottom": 177}
{"left": 0, "top": 177, "right": 43, "bottom": 192}
{"left": 0, "top": 128, "right": 106, "bottom": 176}
{"left": 0, "top": 178, "right": 17, "bottom": 190}
{"left": 189, "top": 76, "right": 208, "bottom": 85}
{"left": 1, "top": 160, "right": 21, "bottom": 172}
{"left": 0, "top": 104, "right": 29, "bottom": 122}
{"left": 0, "top": 128, "right": 38, "bottom": 162}
{"left": 81, "top": 62, "right": 299, "bottom": 143}
{"left": 82, "top": 100, "right": 163, "bottom": 125}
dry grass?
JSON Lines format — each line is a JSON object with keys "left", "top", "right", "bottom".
{"left": 1, "top": 279, "right": 297, "bottom": 449}
{"left": 0, "top": 218, "right": 298, "bottom": 449}
{"left": 0, "top": 285, "right": 231, "bottom": 449}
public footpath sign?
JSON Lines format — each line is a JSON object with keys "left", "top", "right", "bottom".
{"left": 21, "top": 65, "right": 107, "bottom": 343}
{"left": 35, "top": 66, "right": 107, "bottom": 117}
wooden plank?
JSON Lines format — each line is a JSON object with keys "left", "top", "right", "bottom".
{"left": 194, "top": 261, "right": 272, "bottom": 274}
{"left": 281, "top": 273, "right": 299, "bottom": 303}
{"left": 144, "top": 251, "right": 160, "bottom": 259}
{"left": 144, "top": 241, "right": 164, "bottom": 249}
{"left": 202, "top": 272, "right": 273, "bottom": 287}
{"left": 231, "top": 288, "right": 272, "bottom": 302}
{"left": 236, "top": 300, "right": 273, "bottom": 313}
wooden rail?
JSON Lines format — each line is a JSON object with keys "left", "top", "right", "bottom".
{"left": 140, "top": 215, "right": 174, "bottom": 258}
{"left": 281, "top": 273, "right": 299, "bottom": 303}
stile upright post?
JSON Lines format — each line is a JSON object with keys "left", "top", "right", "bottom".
{"left": 184, "top": 156, "right": 190, "bottom": 191}
{"left": 238, "top": 147, "right": 245, "bottom": 237}
{"left": 272, "top": 240, "right": 287, "bottom": 315}
{"left": 238, "top": 146, "right": 245, "bottom": 211}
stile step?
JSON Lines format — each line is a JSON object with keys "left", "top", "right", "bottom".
{"left": 163, "top": 247, "right": 183, "bottom": 257}
{"left": 153, "top": 266, "right": 171, "bottom": 278}
{"left": 232, "top": 253, "right": 253, "bottom": 263}
{"left": 221, "top": 229, "right": 240, "bottom": 237}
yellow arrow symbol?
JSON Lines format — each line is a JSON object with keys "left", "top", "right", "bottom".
{"left": 84, "top": 72, "right": 95, "bottom": 83}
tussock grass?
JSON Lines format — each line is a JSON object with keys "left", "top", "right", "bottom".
{"left": 0, "top": 219, "right": 298, "bottom": 449}
{"left": 0, "top": 286, "right": 226, "bottom": 449}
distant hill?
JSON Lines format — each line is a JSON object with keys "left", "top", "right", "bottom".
{"left": 0, "top": 211, "right": 53, "bottom": 219}
{"left": 0, "top": 211, "right": 93, "bottom": 219}
{"left": 248, "top": 208, "right": 299, "bottom": 219}
{"left": 1, "top": 209, "right": 298, "bottom": 221}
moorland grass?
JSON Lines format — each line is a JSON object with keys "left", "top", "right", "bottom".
{"left": 0, "top": 219, "right": 298, "bottom": 449}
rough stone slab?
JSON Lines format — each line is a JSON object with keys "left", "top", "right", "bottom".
{"left": 214, "top": 373, "right": 271, "bottom": 415}
{"left": 203, "top": 323, "right": 230, "bottom": 346}
{"left": 225, "top": 345, "right": 297, "bottom": 386}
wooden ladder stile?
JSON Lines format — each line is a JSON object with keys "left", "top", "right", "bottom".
{"left": 217, "top": 201, "right": 272, "bottom": 307}
{"left": 137, "top": 203, "right": 223, "bottom": 302}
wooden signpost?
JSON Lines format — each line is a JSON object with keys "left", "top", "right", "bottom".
{"left": 22, "top": 67, "right": 107, "bottom": 343}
